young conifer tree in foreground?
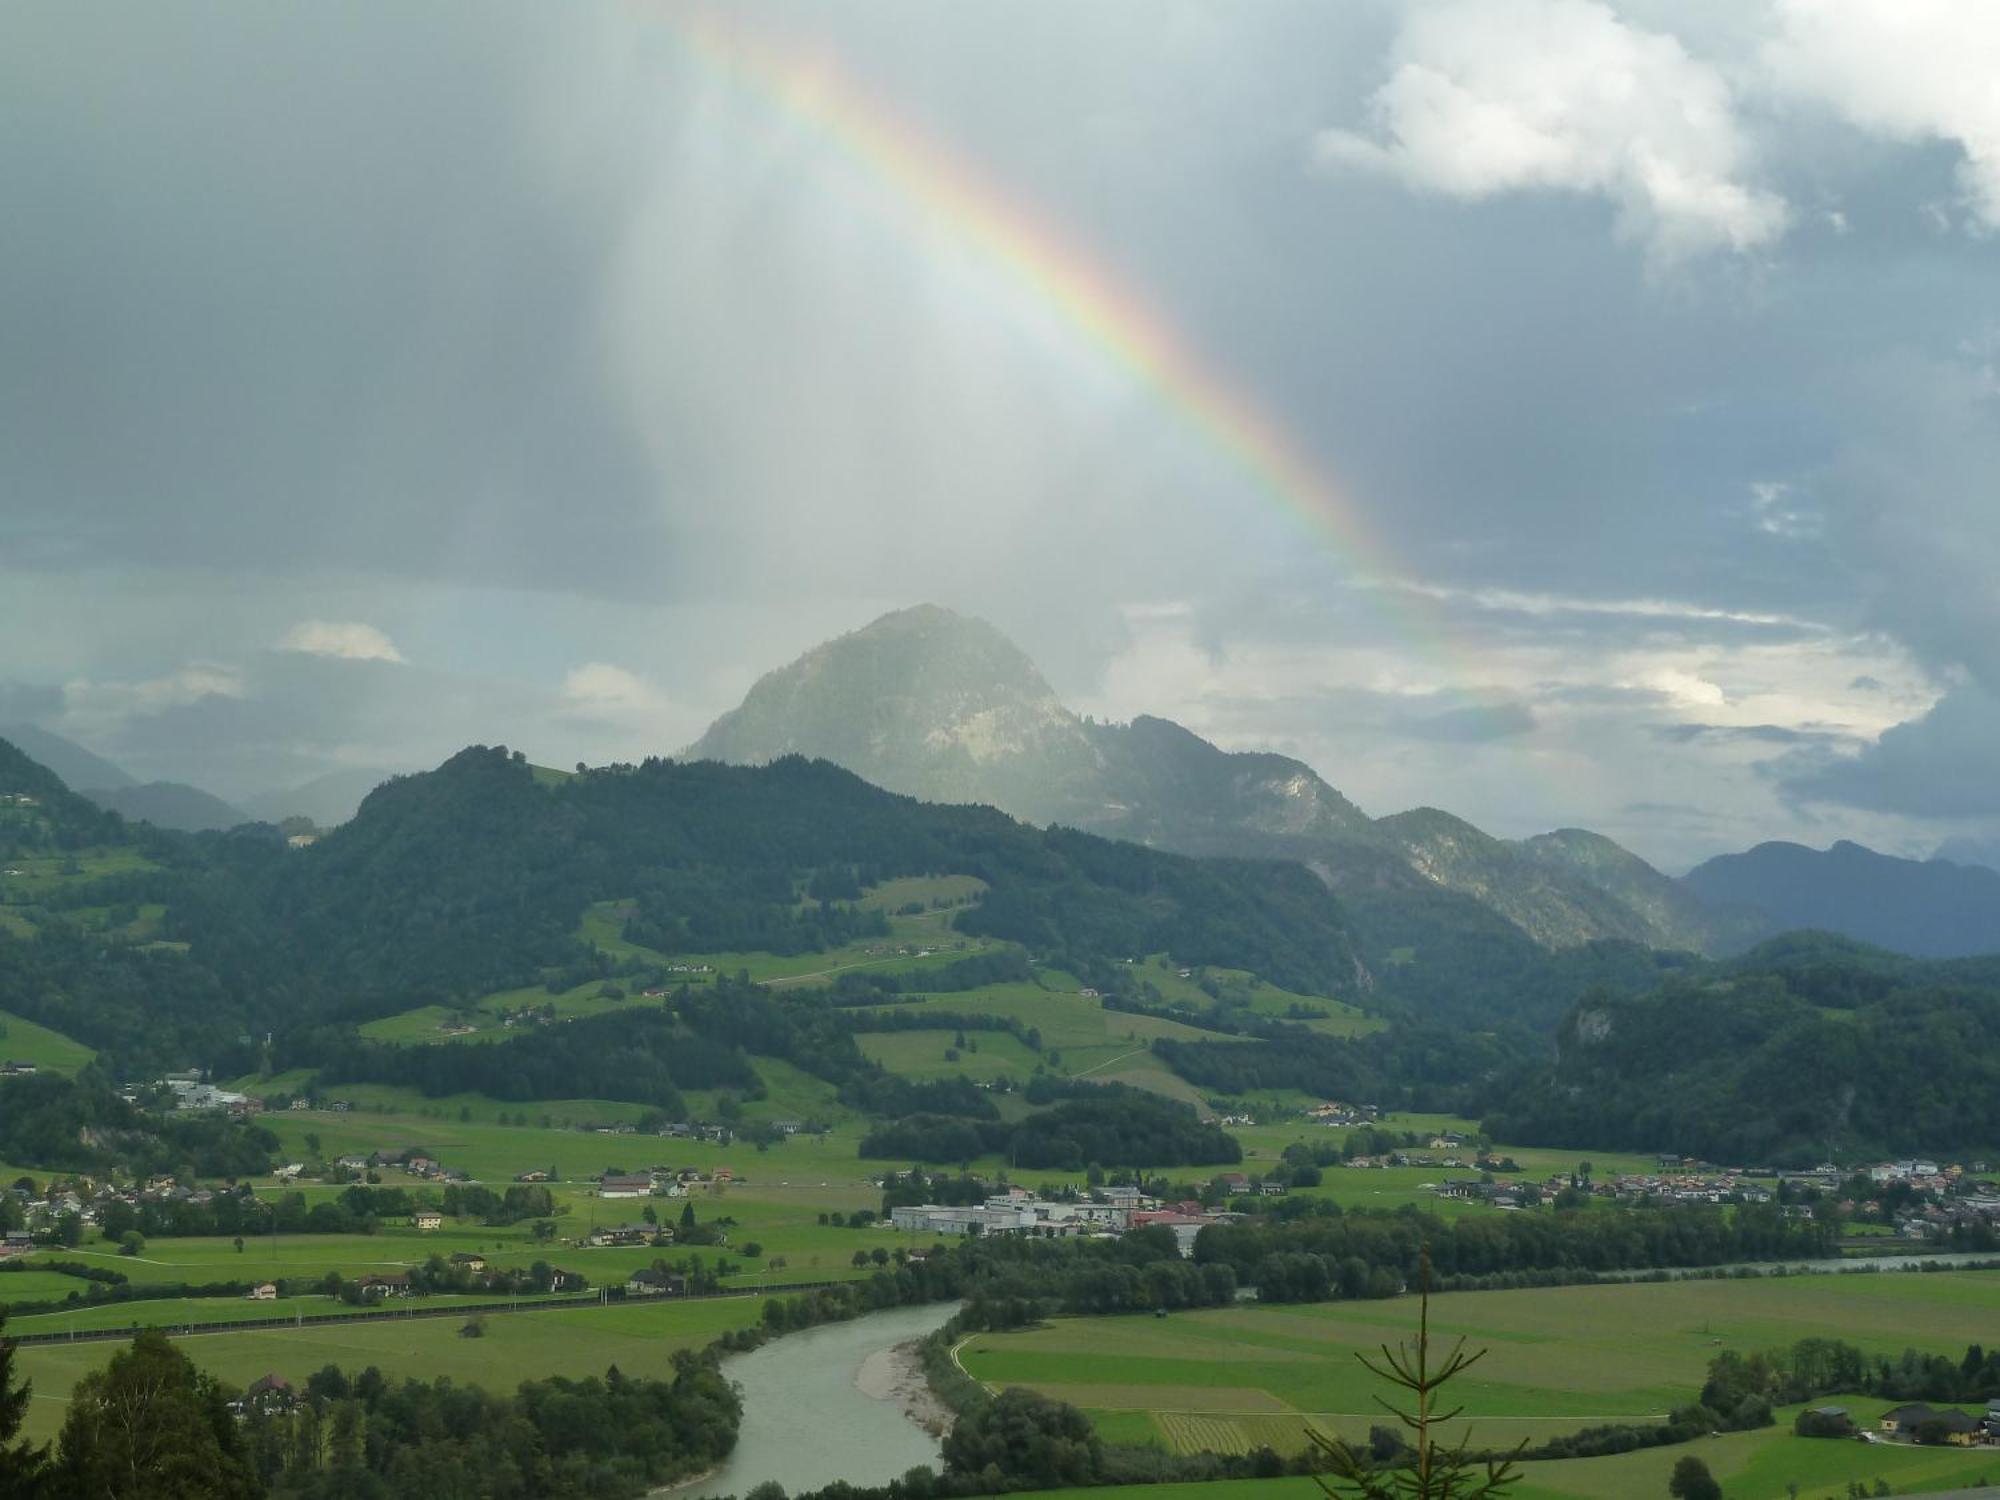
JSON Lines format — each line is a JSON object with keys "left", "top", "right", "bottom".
{"left": 1307, "top": 1248, "right": 1523, "bottom": 1499}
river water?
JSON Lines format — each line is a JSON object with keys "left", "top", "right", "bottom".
{"left": 671, "top": 1301, "right": 961, "bottom": 1499}
{"left": 1597, "top": 1251, "right": 2000, "bottom": 1280}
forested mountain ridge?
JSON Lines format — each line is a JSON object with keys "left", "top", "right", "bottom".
{"left": 683, "top": 604, "right": 1759, "bottom": 956}
{"left": 1483, "top": 935, "right": 2000, "bottom": 1163}
{"left": 1684, "top": 839, "right": 2000, "bottom": 960}
{"left": 0, "top": 737, "right": 127, "bottom": 849}
{"left": 0, "top": 723, "right": 138, "bottom": 793}
{"left": 273, "top": 747, "right": 1365, "bottom": 1015}
{"left": 0, "top": 738, "right": 1366, "bottom": 1074}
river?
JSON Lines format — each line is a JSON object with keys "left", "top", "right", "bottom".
{"left": 1596, "top": 1251, "right": 2000, "bottom": 1280}
{"left": 669, "top": 1301, "right": 962, "bottom": 1499}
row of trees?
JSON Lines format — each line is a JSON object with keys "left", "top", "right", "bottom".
{"left": 1195, "top": 1199, "right": 1839, "bottom": 1289}
{"left": 0, "top": 1311, "right": 736, "bottom": 1500}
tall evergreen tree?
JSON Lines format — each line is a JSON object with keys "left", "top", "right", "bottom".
{"left": 0, "top": 1308, "right": 49, "bottom": 1497}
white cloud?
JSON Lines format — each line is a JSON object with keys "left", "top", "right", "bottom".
{"left": 1389, "top": 577, "right": 1826, "bottom": 631}
{"left": 1641, "top": 666, "right": 1727, "bottom": 709}
{"left": 1315, "top": 0, "right": 1787, "bottom": 260}
{"left": 277, "top": 620, "right": 405, "bottom": 663}
{"left": 1767, "top": 0, "right": 2000, "bottom": 232}
{"left": 557, "top": 661, "right": 690, "bottom": 755}
{"left": 561, "top": 661, "right": 659, "bottom": 716}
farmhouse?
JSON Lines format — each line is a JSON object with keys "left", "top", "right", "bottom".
{"left": 412, "top": 1211, "right": 443, "bottom": 1231}
{"left": 598, "top": 1173, "right": 655, "bottom": 1199}
{"left": 588, "top": 1224, "right": 657, "bottom": 1247}
{"left": 246, "top": 1282, "right": 278, "bottom": 1301}
{"left": 240, "top": 1374, "right": 294, "bottom": 1412}
{"left": 1877, "top": 1402, "right": 1985, "bottom": 1444}
{"left": 626, "top": 1267, "right": 686, "bottom": 1296}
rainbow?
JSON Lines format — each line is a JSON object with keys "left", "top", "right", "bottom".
{"left": 661, "top": 4, "right": 1454, "bottom": 670}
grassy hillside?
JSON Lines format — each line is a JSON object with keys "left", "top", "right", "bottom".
{"left": 0, "top": 1009, "right": 94, "bottom": 1075}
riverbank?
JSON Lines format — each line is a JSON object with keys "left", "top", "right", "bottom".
{"left": 856, "top": 1334, "right": 956, "bottom": 1439}
{"left": 670, "top": 1300, "right": 962, "bottom": 1499}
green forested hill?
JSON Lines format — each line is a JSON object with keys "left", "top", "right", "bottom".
{"left": 266, "top": 747, "right": 1363, "bottom": 1017}
{"left": 0, "top": 739, "right": 1364, "bottom": 1077}
{"left": 1483, "top": 939, "right": 2000, "bottom": 1162}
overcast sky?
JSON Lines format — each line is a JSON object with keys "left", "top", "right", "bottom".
{"left": 5, "top": 0, "right": 1999, "bottom": 871}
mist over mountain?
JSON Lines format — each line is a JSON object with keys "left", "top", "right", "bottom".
{"left": 242, "top": 767, "right": 402, "bottom": 829}
{"left": 686, "top": 605, "right": 1764, "bottom": 957}
{"left": 1684, "top": 841, "right": 2000, "bottom": 960}
{"left": 0, "top": 723, "right": 137, "bottom": 792}
{"left": 1935, "top": 834, "right": 2000, "bottom": 875}
{"left": 82, "top": 781, "right": 249, "bottom": 832}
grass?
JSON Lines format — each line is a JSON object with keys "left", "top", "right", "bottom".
{"left": 1010, "top": 1424, "right": 2000, "bottom": 1500}
{"left": 958, "top": 1270, "right": 2000, "bottom": 1463}
{"left": 857, "top": 1029, "right": 1048, "bottom": 1084}
{"left": 855, "top": 874, "right": 988, "bottom": 912}
{"left": 354, "top": 893, "right": 1016, "bottom": 1045}
{"left": 1124, "top": 954, "right": 1380, "bottom": 1040}
{"left": 3, "top": 1290, "right": 537, "bottom": 1333}
{"left": 12, "top": 1293, "right": 766, "bottom": 1443}
{"left": 0, "top": 1010, "right": 94, "bottom": 1075}
{"left": 0, "top": 1271, "right": 104, "bottom": 1302}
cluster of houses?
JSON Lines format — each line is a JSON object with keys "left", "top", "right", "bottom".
{"left": 5, "top": 1171, "right": 250, "bottom": 1242}
{"left": 320, "top": 1147, "right": 470, "bottom": 1186}
{"left": 887, "top": 1180, "right": 1252, "bottom": 1256}
{"left": 237, "top": 1251, "right": 589, "bottom": 1308}
{"left": 1881, "top": 1399, "right": 2000, "bottom": 1444}
{"left": 1813, "top": 1398, "right": 2000, "bottom": 1446}
{"left": 0, "top": 1060, "right": 37, "bottom": 1078}
{"left": 638, "top": 963, "right": 716, "bottom": 996}
{"left": 134, "top": 1072, "right": 263, "bottom": 1115}
{"left": 595, "top": 1166, "right": 733, "bottom": 1199}
{"left": 1304, "top": 1101, "right": 1383, "bottom": 1127}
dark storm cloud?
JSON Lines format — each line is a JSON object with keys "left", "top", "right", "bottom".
{"left": 1655, "top": 723, "right": 1848, "bottom": 746}
{"left": 5, "top": 0, "right": 2000, "bottom": 866}
{"left": 1775, "top": 685, "right": 2000, "bottom": 820}
{"left": 0, "top": 3, "right": 684, "bottom": 597}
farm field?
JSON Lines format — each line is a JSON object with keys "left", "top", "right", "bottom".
{"left": 957, "top": 1270, "right": 2000, "bottom": 1460}
{"left": 0, "top": 846, "right": 158, "bottom": 903}
{"left": 5, "top": 1289, "right": 544, "bottom": 1335}
{"left": 1011, "top": 1421, "right": 2000, "bottom": 1500}
{"left": 853, "top": 981, "right": 1241, "bottom": 1096}
{"left": 1119, "top": 954, "right": 1380, "bottom": 1040}
{"left": 11, "top": 1292, "right": 767, "bottom": 1444}
{"left": 355, "top": 903, "right": 1011, "bottom": 1046}
{"left": 0, "top": 1009, "right": 94, "bottom": 1075}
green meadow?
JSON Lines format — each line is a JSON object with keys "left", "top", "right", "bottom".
{"left": 0, "top": 1009, "right": 95, "bottom": 1075}
{"left": 11, "top": 1293, "right": 766, "bottom": 1444}
{"left": 958, "top": 1270, "right": 2000, "bottom": 1462}
{"left": 1010, "top": 1425, "right": 2000, "bottom": 1500}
